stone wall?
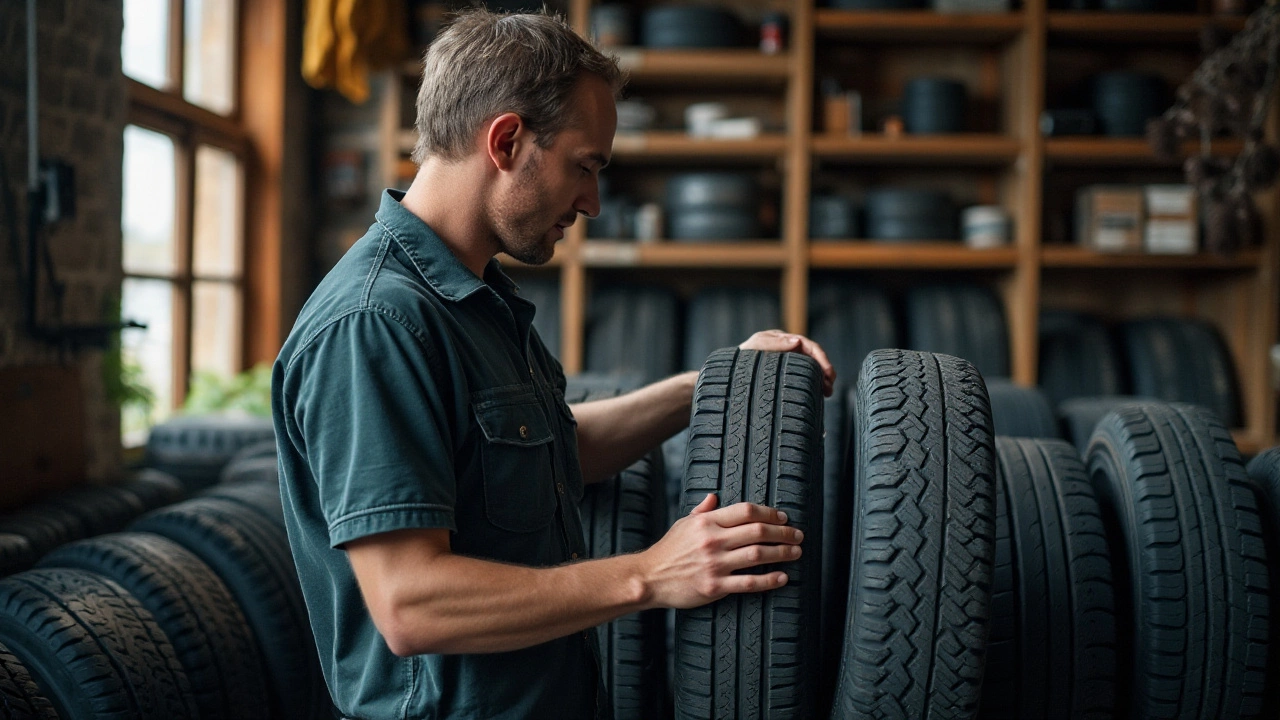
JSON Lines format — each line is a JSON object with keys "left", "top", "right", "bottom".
{"left": 0, "top": 0, "right": 127, "bottom": 481}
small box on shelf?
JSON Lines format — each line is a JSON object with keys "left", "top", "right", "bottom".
{"left": 1143, "top": 184, "right": 1198, "bottom": 255}
{"left": 1075, "top": 185, "right": 1144, "bottom": 252}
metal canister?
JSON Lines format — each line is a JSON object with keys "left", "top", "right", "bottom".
{"left": 760, "top": 13, "right": 787, "bottom": 54}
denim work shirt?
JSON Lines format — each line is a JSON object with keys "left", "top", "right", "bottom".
{"left": 272, "top": 190, "right": 604, "bottom": 719}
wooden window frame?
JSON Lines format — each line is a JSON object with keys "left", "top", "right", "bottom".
{"left": 124, "top": 0, "right": 286, "bottom": 412}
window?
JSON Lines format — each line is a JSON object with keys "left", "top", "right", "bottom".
{"left": 121, "top": 0, "right": 245, "bottom": 446}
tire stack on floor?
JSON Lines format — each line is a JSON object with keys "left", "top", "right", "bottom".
{"left": 658, "top": 344, "right": 1277, "bottom": 719}
{"left": 0, "top": 419, "right": 334, "bottom": 720}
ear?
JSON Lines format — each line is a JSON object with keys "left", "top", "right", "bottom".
{"left": 485, "top": 112, "right": 527, "bottom": 172}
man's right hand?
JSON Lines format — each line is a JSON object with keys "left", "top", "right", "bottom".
{"left": 639, "top": 493, "right": 803, "bottom": 610}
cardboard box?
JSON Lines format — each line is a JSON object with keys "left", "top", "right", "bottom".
{"left": 1144, "top": 184, "right": 1198, "bottom": 254}
{"left": 1076, "top": 185, "right": 1145, "bottom": 252}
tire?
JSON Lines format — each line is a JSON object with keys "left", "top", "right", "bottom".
{"left": 145, "top": 414, "right": 276, "bottom": 491}
{"left": 1245, "top": 446, "right": 1280, "bottom": 716}
{"left": 1121, "top": 318, "right": 1240, "bottom": 426}
{"left": 0, "top": 537, "right": 35, "bottom": 579}
{"left": 1086, "top": 403, "right": 1267, "bottom": 718}
{"left": 683, "top": 288, "right": 780, "bottom": 371}
{"left": 582, "top": 441, "right": 668, "bottom": 720}
{"left": 1038, "top": 313, "right": 1124, "bottom": 408}
{"left": 819, "top": 383, "right": 857, "bottom": 713}
{"left": 0, "top": 506, "right": 87, "bottom": 560}
{"left": 585, "top": 287, "right": 681, "bottom": 382}
{"left": 199, "top": 481, "right": 284, "bottom": 526}
{"left": 832, "top": 349, "right": 996, "bottom": 720}
{"left": 0, "top": 568, "right": 199, "bottom": 720}
{"left": 0, "top": 639, "right": 57, "bottom": 719}
{"left": 120, "top": 470, "right": 187, "bottom": 511}
{"left": 980, "top": 437, "right": 1116, "bottom": 719}
{"left": 1057, "top": 396, "right": 1155, "bottom": 454}
{"left": 131, "top": 497, "right": 329, "bottom": 720}
{"left": 906, "top": 285, "right": 1008, "bottom": 379}
{"left": 985, "top": 379, "right": 1061, "bottom": 439}
{"left": 44, "top": 486, "right": 146, "bottom": 538}
{"left": 807, "top": 282, "right": 898, "bottom": 384}
{"left": 226, "top": 440, "right": 279, "bottom": 466}
{"left": 219, "top": 456, "right": 280, "bottom": 486}
{"left": 39, "top": 532, "right": 271, "bottom": 720}
{"left": 674, "top": 349, "right": 825, "bottom": 719}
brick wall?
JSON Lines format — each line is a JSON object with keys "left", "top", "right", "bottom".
{"left": 0, "top": 0, "right": 127, "bottom": 481}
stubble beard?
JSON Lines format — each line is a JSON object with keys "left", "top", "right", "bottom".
{"left": 493, "top": 151, "right": 560, "bottom": 266}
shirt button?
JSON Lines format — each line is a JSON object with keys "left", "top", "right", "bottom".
{"left": 519, "top": 425, "right": 529, "bottom": 439}
{"left": 571, "top": 552, "right": 579, "bottom": 559}
{"left": 556, "top": 483, "right": 564, "bottom": 494}
{"left": 528, "top": 365, "right": 534, "bottom": 378}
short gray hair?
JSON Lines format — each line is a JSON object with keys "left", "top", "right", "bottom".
{"left": 412, "top": 10, "right": 625, "bottom": 164}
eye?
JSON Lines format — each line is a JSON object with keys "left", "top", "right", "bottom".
{"left": 580, "top": 165, "right": 592, "bottom": 176}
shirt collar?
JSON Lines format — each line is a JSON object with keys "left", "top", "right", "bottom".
{"left": 374, "top": 189, "right": 518, "bottom": 302}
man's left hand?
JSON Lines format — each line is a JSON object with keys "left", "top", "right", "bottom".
{"left": 739, "top": 330, "right": 836, "bottom": 397}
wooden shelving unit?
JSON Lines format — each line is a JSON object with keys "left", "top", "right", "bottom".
{"left": 367, "top": 2, "right": 1278, "bottom": 450}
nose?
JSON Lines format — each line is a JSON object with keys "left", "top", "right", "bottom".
{"left": 575, "top": 176, "right": 601, "bottom": 219}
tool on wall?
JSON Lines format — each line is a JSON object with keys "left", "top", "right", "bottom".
{"left": 7, "top": 0, "right": 144, "bottom": 351}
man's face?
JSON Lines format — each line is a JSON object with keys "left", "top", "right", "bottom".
{"left": 490, "top": 75, "right": 617, "bottom": 265}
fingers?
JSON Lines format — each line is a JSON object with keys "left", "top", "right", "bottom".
{"left": 738, "top": 330, "right": 837, "bottom": 397}
{"left": 722, "top": 542, "right": 802, "bottom": 572}
{"left": 710, "top": 501, "right": 788, "bottom": 528}
{"left": 690, "top": 493, "right": 718, "bottom": 515}
{"left": 716, "top": 571, "right": 789, "bottom": 595}
{"left": 719, "top": 522, "right": 804, "bottom": 551}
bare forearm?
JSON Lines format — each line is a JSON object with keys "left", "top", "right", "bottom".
{"left": 371, "top": 552, "right": 649, "bottom": 656}
{"left": 572, "top": 371, "right": 698, "bottom": 483}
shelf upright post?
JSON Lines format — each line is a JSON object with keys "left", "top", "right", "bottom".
{"left": 1007, "top": 0, "right": 1049, "bottom": 387}
{"left": 559, "top": 0, "right": 594, "bottom": 373}
{"left": 785, "top": 0, "right": 817, "bottom": 335}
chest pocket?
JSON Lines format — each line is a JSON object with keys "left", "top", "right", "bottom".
{"left": 473, "top": 390, "right": 557, "bottom": 533}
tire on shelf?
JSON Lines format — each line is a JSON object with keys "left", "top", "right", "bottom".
{"left": 0, "top": 639, "right": 57, "bottom": 719}
{"left": 585, "top": 287, "right": 681, "bottom": 382}
{"left": 682, "top": 288, "right": 780, "bottom": 372}
{"left": 145, "top": 414, "right": 276, "bottom": 491}
{"left": 807, "top": 281, "right": 898, "bottom": 385}
{"left": 580, "top": 388, "right": 668, "bottom": 720}
{"left": 832, "top": 349, "right": 996, "bottom": 720}
{"left": 674, "top": 349, "right": 824, "bottom": 719}
{"left": 130, "top": 497, "right": 329, "bottom": 720}
{"left": 906, "top": 284, "right": 1009, "bottom": 379}
{"left": 1121, "top": 318, "right": 1241, "bottom": 428}
{"left": 981, "top": 437, "right": 1117, "bottom": 719}
{"left": 226, "top": 440, "right": 280, "bottom": 467}
{"left": 0, "top": 505, "right": 88, "bottom": 560}
{"left": 1245, "top": 445, "right": 1280, "bottom": 717}
{"left": 38, "top": 532, "right": 270, "bottom": 720}
{"left": 44, "top": 485, "right": 147, "bottom": 538}
{"left": 0, "top": 567, "right": 199, "bottom": 720}
{"left": 1086, "top": 403, "right": 1267, "bottom": 718}
{"left": 1037, "top": 312, "right": 1124, "bottom": 408}
{"left": 0, "top": 535, "right": 35, "bottom": 579}
{"left": 985, "top": 379, "right": 1061, "bottom": 439}
{"left": 199, "top": 481, "right": 285, "bottom": 526}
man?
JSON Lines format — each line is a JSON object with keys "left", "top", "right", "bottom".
{"left": 273, "top": 10, "right": 836, "bottom": 720}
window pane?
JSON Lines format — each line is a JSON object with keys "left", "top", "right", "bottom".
{"left": 193, "top": 145, "right": 243, "bottom": 277}
{"left": 184, "top": 0, "right": 237, "bottom": 114}
{"left": 191, "top": 281, "right": 241, "bottom": 379}
{"left": 123, "top": 126, "right": 178, "bottom": 275}
{"left": 122, "top": 0, "right": 170, "bottom": 89}
{"left": 121, "top": 278, "right": 176, "bottom": 445}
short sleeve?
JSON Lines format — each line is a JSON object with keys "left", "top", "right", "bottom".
{"left": 284, "top": 309, "right": 458, "bottom": 547}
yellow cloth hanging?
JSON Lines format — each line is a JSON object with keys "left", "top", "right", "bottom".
{"left": 302, "top": 0, "right": 410, "bottom": 103}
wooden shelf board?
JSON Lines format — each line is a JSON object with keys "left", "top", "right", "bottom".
{"left": 809, "top": 242, "right": 1018, "bottom": 269}
{"left": 614, "top": 49, "right": 791, "bottom": 85}
{"left": 1045, "top": 137, "right": 1245, "bottom": 166}
{"left": 1041, "top": 246, "right": 1261, "bottom": 269}
{"left": 814, "top": 10, "right": 1025, "bottom": 43}
{"left": 1046, "top": 12, "right": 1246, "bottom": 42}
{"left": 581, "top": 241, "right": 787, "bottom": 268}
{"left": 612, "top": 132, "right": 787, "bottom": 161}
{"left": 813, "top": 134, "right": 1020, "bottom": 164}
